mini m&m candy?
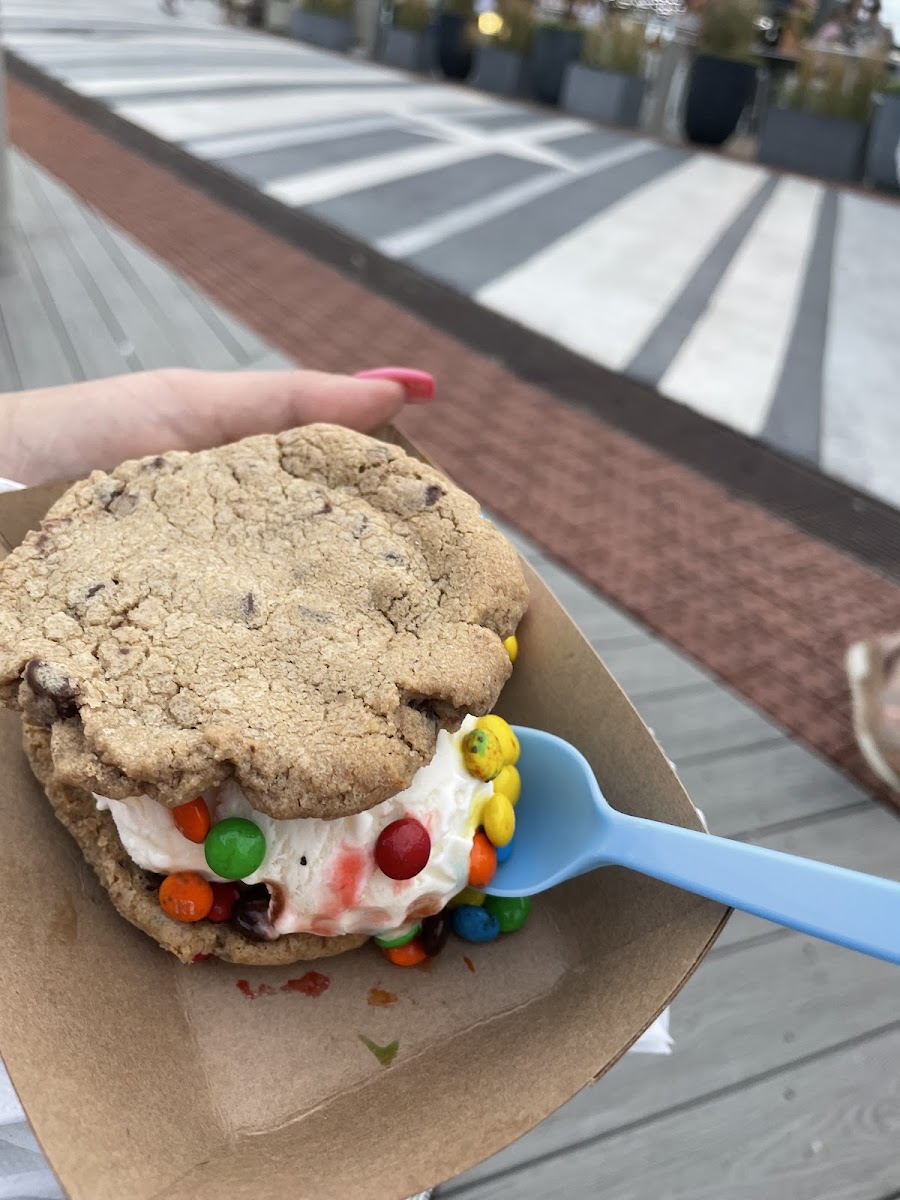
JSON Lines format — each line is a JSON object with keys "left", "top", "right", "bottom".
{"left": 383, "top": 938, "right": 427, "bottom": 967}
{"left": 375, "top": 923, "right": 421, "bottom": 949}
{"left": 452, "top": 904, "right": 500, "bottom": 944}
{"left": 484, "top": 894, "right": 531, "bottom": 933}
{"left": 482, "top": 793, "right": 515, "bottom": 848}
{"left": 204, "top": 817, "right": 266, "bottom": 880}
{"left": 493, "top": 764, "right": 521, "bottom": 806}
{"left": 172, "top": 796, "right": 211, "bottom": 844}
{"left": 421, "top": 910, "right": 452, "bottom": 957}
{"left": 468, "top": 832, "right": 497, "bottom": 888}
{"left": 448, "top": 887, "right": 486, "bottom": 909}
{"left": 375, "top": 817, "right": 431, "bottom": 880}
{"left": 503, "top": 635, "right": 518, "bottom": 663}
{"left": 159, "top": 872, "right": 213, "bottom": 923}
{"left": 476, "top": 716, "right": 519, "bottom": 766}
{"left": 495, "top": 836, "right": 515, "bottom": 865}
{"left": 461, "top": 728, "right": 503, "bottom": 782}
{"left": 207, "top": 882, "right": 240, "bottom": 923}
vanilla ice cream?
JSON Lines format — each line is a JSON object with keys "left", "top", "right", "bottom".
{"left": 96, "top": 716, "right": 494, "bottom": 939}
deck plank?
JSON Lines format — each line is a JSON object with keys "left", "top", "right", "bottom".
{"left": 717, "top": 804, "right": 900, "bottom": 949}
{"left": 11, "top": 159, "right": 141, "bottom": 381}
{"left": 0, "top": 222, "right": 82, "bottom": 388}
{"left": 677, "top": 739, "right": 869, "bottom": 838}
{"left": 442, "top": 931, "right": 900, "bottom": 1191}
{"left": 635, "top": 683, "right": 784, "bottom": 762}
{"left": 23, "top": 157, "right": 185, "bottom": 372}
{"left": 444, "top": 1025, "right": 900, "bottom": 1200}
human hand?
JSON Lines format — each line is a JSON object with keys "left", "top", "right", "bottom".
{"left": 0, "top": 366, "right": 434, "bottom": 487}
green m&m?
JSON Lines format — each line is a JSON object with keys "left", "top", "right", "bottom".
{"left": 374, "top": 923, "right": 422, "bottom": 949}
{"left": 483, "top": 894, "right": 531, "bottom": 933}
{"left": 204, "top": 817, "right": 266, "bottom": 880}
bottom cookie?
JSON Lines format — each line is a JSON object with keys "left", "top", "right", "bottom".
{"left": 23, "top": 723, "right": 367, "bottom": 965}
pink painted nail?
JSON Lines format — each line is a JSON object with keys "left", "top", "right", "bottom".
{"left": 354, "top": 367, "right": 435, "bottom": 402}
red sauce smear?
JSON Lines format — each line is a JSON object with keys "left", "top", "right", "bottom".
{"left": 329, "top": 846, "right": 370, "bottom": 912}
{"left": 463, "top": 956, "right": 476, "bottom": 973}
{"left": 236, "top": 971, "right": 330, "bottom": 1000}
{"left": 283, "top": 971, "right": 331, "bottom": 997}
{"left": 368, "top": 987, "right": 398, "bottom": 1007}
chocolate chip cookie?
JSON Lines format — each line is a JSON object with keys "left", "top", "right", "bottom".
{"left": 0, "top": 425, "right": 529, "bottom": 821}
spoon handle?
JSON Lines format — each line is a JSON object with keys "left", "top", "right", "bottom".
{"left": 605, "top": 814, "right": 900, "bottom": 964}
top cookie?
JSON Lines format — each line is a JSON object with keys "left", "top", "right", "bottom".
{"left": 0, "top": 425, "right": 528, "bottom": 819}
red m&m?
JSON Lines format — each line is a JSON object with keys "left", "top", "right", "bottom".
{"left": 375, "top": 818, "right": 431, "bottom": 880}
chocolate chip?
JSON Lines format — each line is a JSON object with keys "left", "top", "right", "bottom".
{"left": 423, "top": 485, "right": 443, "bottom": 507}
{"left": 315, "top": 499, "right": 333, "bottom": 515}
{"left": 300, "top": 856, "right": 307, "bottom": 867}
{"left": 108, "top": 491, "right": 139, "bottom": 517}
{"left": 421, "top": 910, "right": 452, "bottom": 958}
{"left": 233, "top": 884, "right": 278, "bottom": 943}
{"left": 146, "top": 456, "right": 166, "bottom": 470}
{"left": 95, "top": 480, "right": 125, "bottom": 511}
{"left": 241, "top": 592, "right": 257, "bottom": 619}
{"left": 85, "top": 583, "right": 105, "bottom": 599}
{"left": 23, "top": 660, "right": 80, "bottom": 719}
{"left": 383, "top": 550, "right": 404, "bottom": 565}
{"left": 351, "top": 515, "right": 370, "bottom": 539}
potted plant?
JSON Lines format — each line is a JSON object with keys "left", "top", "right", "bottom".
{"left": 758, "top": 49, "right": 884, "bottom": 183}
{"left": 866, "top": 76, "right": 900, "bottom": 193}
{"left": 561, "top": 14, "right": 647, "bottom": 126}
{"left": 435, "top": 0, "right": 476, "bottom": 80}
{"left": 264, "top": 0, "right": 298, "bottom": 31}
{"left": 382, "top": 0, "right": 434, "bottom": 69}
{"left": 289, "top": 0, "right": 355, "bottom": 50}
{"left": 682, "top": 0, "right": 760, "bottom": 146}
{"left": 531, "top": 1, "right": 584, "bottom": 105}
{"left": 472, "top": 0, "right": 535, "bottom": 96}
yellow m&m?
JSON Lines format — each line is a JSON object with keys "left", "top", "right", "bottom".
{"left": 493, "top": 764, "right": 521, "bottom": 806}
{"left": 476, "top": 715, "right": 519, "bottom": 766}
{"left": 482, "top": 793, "right": 515, "bottom": 848}
{"left": 503, "top": 635, "right": 518, "bottom": 663}
{"left": 462, "top": 727, "right": 503, "bottom": 781}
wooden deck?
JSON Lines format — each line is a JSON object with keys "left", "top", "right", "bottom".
{"left": 0, "top": 153, "right": 899, "bottom": 1200}
{"left": 0, "top": 150, "right": 291, "bottom": 388}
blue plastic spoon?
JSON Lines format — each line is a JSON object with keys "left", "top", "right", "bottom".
{"left": 482, "top": 727, "right": 900, "bottom": 965}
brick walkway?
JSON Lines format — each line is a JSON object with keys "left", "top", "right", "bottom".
{"left": 8, "top": 76, "right": 900, "bottom": 809}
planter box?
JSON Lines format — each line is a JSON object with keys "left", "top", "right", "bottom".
{"left": 758, "top": 106, "right": 868, "bottom": 183}
{"left": 683, "top": 54, "right": 756, "bottom": 146}
{"left": 289, "top": 7, "right": 355, "bottom": 50}
{"left": 532, "top": 25, "right": 582, "bottom": 106}
{"left": 472, "top": 45, "right": 531, "bottom": 97}
{"left": 381, "top": 26, "right": 433, "bottom": 72}
{"left": 866, "top": 92, "right": 900, "bottom": 193}
{"left": 264, "top": 0, "right": 295, "bottom": 30}
{"left": 561, "top": 61, "right": 644, "bottom": 127}
{"left": 435, "top": 11, "right": 473, "bottom": 80}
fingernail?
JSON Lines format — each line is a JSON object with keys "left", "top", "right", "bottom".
{"left": 354, "top": 367, "right": 435, "bottom": 402}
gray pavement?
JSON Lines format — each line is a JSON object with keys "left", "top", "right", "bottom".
{"left": 5, "top": 0, "right": 900, "bottom": 509}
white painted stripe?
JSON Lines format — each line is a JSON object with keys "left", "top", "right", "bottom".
{"left": 76, "top": 67, "right": 389, "bottom": 95}
{"left": 378, "top": 140, "right": 653, "bottom": 260}
{"left": 117, "top": 86, "right": 451, "bottom": 140}
{"left": 821, "top": 193, "right": 900, "bottom": 509}
{"left": 186, "top": 114, "right": 401, "bottom": 159}
{"left": 659, "top": 175, "right": 823, "bottom": 437}
{"left": 475, "top": 155, "right": 768, "bottom": 372}
{"left": 266, "top": 142, "right": 491, "bottom": 207}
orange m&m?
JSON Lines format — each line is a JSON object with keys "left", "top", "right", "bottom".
{"left": 172, "top": 796, "right": 211, "bottom": 844}
{"left": 159, "top": 872, "right": 214, "bottom": 923}
{"left": 382, "top": 938, "right": 427, "bottom": 967}
{"left": 468, "top": 831, "right": 497, "bottom": 889}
